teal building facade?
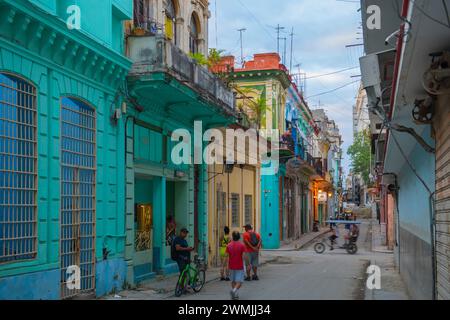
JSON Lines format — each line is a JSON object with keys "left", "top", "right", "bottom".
{"left": 0, "top": 0, "right": 133, "bottom": 299}
{"left": 124, "top": 35, "right": 236, "bottom": 284}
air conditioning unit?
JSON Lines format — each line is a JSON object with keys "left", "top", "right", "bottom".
{"left": 360, "top": 53, "right": 382, "bottom": 98}
{"left": 359, "top": 49, "right": 396, "bottom": 112}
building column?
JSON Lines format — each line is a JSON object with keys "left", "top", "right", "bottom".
{"left": 152, "top": 176, "right": 166, "bottom": 274}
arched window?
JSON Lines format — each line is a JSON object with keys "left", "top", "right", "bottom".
{"left": 189, "top": 13, "right": 200, "bottom": 54}
{"left": 0, "top": 73, "right": 37, "bottom": 263}
{"left": 165, "top": 0, "right": 177, "bottom": 44}
{"left": 60, "top": 97, "right": 96, "bottom": 298}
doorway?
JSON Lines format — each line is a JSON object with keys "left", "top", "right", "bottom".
{"left": 60, "top": 98, "right": 96, "bottom": 299}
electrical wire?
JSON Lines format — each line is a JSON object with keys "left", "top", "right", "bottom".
{"left": 411, "top": 0, "right": 450, "bottom": 29}
{"left": 305, "top": 66, "right": 359, "bottom": 80}
{"left": 389, "top": 130, "right": 433, "bottom": 195}
{"left": 443, "top": 0, "right": 450, "bottom": 27}
{"left": 236, "top": 0, "right": 276, "bottom": 41}
{"left": 306, "top": 80, "right": 360, "bottom": 99}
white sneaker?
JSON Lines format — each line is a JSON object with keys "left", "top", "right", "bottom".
{"left": 234, "top": 291, "right": 239, "bottom": 300}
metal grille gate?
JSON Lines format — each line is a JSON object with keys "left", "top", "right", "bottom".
{"left": 0, "top": 73, "right": 37, "bottom": 263}
{"left": 60, "top": 97, "right": 96, "bottom": 299}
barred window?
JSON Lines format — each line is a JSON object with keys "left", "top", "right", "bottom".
{"left": 244, "top": 195, "right": 253, "bottom": 226}
{"left": 231, "top": 193, "right": 240, "bottom": 228}
{"left": 0, "top": 73, "right": 37, "bottom": 263}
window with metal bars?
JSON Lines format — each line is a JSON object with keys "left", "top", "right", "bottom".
{"left": 244, "top": 195, "right": 253, "bottom": 226}
{"left": 0, "top": 73, "right": 37, "bottom": 264}
{"left": 231, "top": 193, "right": 240, "bottom": 228}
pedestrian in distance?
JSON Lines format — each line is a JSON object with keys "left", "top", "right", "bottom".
{"left": 219, "top": 226, "right": 231, "bottom": 281}
{"left": 243, "top": 224, "right": 262, "bottom": 281}
{"left": 226, "top": 231, "right": 246, "bottom": 300}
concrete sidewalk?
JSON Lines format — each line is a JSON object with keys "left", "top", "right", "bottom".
{"left": 364, "top": 219, "right": 410, "bottom": 300}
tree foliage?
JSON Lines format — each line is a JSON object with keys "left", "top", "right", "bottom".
{"left": 235, "top": 87, "right": 266, "bottom": 129}
{"left": 189, "top": 48, "right": 225, "bottom": 68}
{"left": 347, "top": 129, "right": 371, "bottom": 184}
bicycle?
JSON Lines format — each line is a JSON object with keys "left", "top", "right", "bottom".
{"left": 314, "top": 236, "right": 358, "bottom": 255}
{"left": 175, "top": 255, "right": 206, "bottom": 297}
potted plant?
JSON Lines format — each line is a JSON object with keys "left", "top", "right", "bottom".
{"left": 132, "top": 26, "right": 146, "bottom": 36}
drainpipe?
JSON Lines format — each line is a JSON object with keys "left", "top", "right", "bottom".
{"left": 383, "top": 0, "right": 410, "bottom": 161}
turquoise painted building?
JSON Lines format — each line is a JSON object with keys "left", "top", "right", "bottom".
{"left": 124, "top": 35, "right": 236, "bottom": 284}
{"left": 0, "top": 0, "right": 133, "bottom": 299}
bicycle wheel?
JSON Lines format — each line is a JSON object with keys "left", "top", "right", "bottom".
{"left": 346, "top": 243, "right": 358, "bottom": 255}
{"left": 314, "top": 242, "right": 325, "bottom": 254}
{"left": 175, "top": 272, "right": 188, "bottom": 297}
{"left": 192, "top": 270, "right": 206, "bottom": 293}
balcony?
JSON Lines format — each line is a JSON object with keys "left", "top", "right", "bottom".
{"left": 314, "top": 158, "right": 323, "bottom": 177}
{"left": 127, "top": 35, "right": 235, "bottom": 112}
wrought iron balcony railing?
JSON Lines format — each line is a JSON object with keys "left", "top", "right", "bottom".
{"left": 127, "top": 35, "right": 235, "bottom": 111}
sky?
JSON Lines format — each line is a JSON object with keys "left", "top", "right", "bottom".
{"left": 208, "top": 0, "right": 364, "bottom": 176}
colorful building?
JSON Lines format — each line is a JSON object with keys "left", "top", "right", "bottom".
{"left": 0, "top": 0, "right": 133, "bottom": 299}
{"left": 284, "top": 84, "right": 319, "bottom": 235}
{"left": 123, "top": 0, "right": 236, "bottom": 284}
{"left": 207, "top": 125, "right": 261, "bottom": 267}
{"left": 210, "top": 53, "right": 343, "bottom": 249}
{"left": 213, "top": 53, "right": 293, "bottom": 249}
{"left": 311, "top": 109, "right": 341, "bottom": 225}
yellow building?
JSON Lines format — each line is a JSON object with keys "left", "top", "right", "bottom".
{"left": 207, "top": 126, "right": 261, "bottom": 267}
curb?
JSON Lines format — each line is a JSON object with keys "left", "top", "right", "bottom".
{"left": 261, "top": 229, "right": 331, "bottom": 253}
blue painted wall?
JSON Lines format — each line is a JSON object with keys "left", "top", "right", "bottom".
{"left": 393, "top": 127, "right": 435, "bottom": 300}
{"left": 96, "top": 258, "right": 127, "bottom": 297}
{"left": 397, "top": 138, "right": 435, "bottom": 242}
{"left": 0, "top": 269, "right": 60, "bottom": 300}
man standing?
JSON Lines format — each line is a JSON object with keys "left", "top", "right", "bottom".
{"left": 172, "top": 228, "right": 194, "bottom": 275}
{"left": 243, "top": 224, "right": 262, "bottom": 281}
{"left": 226, "top": 231, "right": 246, "bottom": 300}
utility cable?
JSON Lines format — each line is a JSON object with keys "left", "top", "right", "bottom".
{"left": 306, "top": 67, "right": 359, "bottom": 80}
{"left": 411, "top": 0, "right": 450, "bottom": 29}
{"left": 306, "top": 80, "right": 360, "bottom": 99}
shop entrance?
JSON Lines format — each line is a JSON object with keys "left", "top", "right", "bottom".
{"left": 165, "top": 179, "right": 188, "bottom": 268}
{"left": 133, "top": 176, "right": 154, "bottom": 282}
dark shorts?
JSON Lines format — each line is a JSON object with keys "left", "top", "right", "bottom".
{"left": 176, "top": 256, "right": 190, "bottom": 273}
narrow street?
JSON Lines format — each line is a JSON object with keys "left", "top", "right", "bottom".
{"left": 106, "top": 219, "right": 408, "bottom": 301}
{"left": 168, "top": 221, "right": 371, "bottom": 300}
{"left": 2, "top": 0, "right": 447, "bottom": 303}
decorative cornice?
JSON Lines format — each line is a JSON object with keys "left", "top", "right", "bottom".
{"left": 0, "top": 0, "right": 131, "bottom": 89}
